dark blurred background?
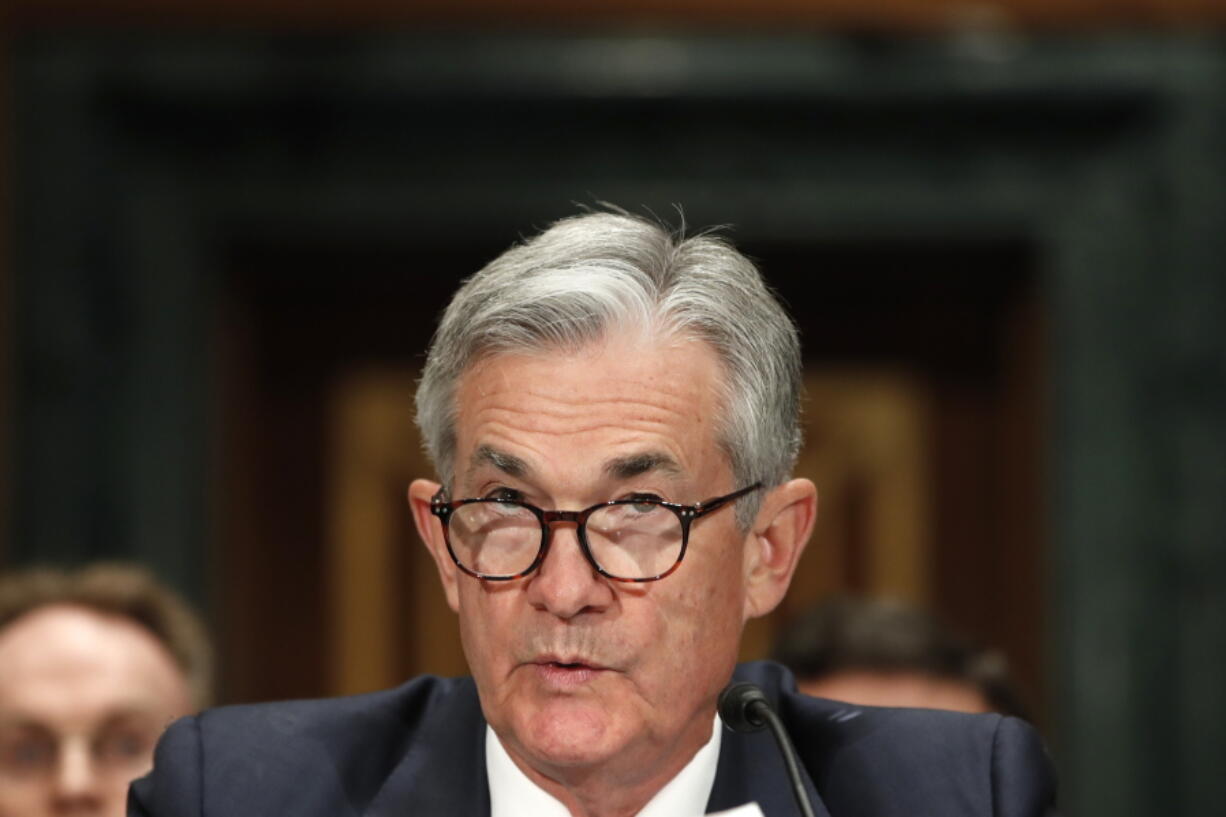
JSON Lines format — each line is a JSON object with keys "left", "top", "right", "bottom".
{"left": 2, "top": 2, "right": 1225, "bottom": 816}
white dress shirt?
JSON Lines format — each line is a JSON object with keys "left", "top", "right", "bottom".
{"left": 487, "top": 715, "right": 723, "bottom": 817}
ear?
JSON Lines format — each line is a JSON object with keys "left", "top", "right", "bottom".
{"left": 408, "top": 479, "right": 460, "bottom": 612}
{"left": 742, "top": 478, "right": 818, "bottom": 621}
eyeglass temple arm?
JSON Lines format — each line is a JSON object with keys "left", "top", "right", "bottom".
{"left": 693, "top": 482, "right": 763, "bottom": 515}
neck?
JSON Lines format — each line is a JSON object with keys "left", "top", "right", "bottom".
{"left": 500, "top": 715, "right": 717, "bottom": 817}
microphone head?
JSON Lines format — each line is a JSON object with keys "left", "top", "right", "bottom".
{"left": 718, "top": 682, "right": 770, "bottom": 733}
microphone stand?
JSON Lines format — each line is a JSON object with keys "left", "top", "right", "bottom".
{"left": 718, "top": 682, "right": 817, "bottom": 817}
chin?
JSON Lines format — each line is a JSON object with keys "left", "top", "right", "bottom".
{"left": 518, "top": 697, "right": 630, "bottom": 768}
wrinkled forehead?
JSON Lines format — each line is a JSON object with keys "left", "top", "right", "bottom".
{"left": 451, "top": 332, "right": 735, "bottom": 487}
{"left": 457, "top": 326, "right": 732, "bottom": 417}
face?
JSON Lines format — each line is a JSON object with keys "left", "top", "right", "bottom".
{"left": 0, "top": 605, "right": 193, "bottom": 817}
{"left": 411, "top": 331, "right": 812, "bottom": 794}
{"left": 800, "top": 669, "right": 991, "bottom": 713}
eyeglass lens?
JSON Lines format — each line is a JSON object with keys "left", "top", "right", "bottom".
{"left": 447, "top": 501, "right": 685, "bottom": 580}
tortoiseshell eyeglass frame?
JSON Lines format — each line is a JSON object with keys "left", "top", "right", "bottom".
{"left": 429, "top": 482, "right": 763, "bottom": 582}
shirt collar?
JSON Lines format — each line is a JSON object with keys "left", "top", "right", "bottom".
{"left": 487, "top": 714, "right": 723, "bottom": 817}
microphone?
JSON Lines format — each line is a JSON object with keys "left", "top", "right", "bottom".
{"left": 718, "top": 682, "right": 817, "bottom": 817}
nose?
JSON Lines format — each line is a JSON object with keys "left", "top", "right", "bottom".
{"left": 524, "top": 522, "right": 614, "bottom": 619}
{"left": 52, "top": 740, "right": 105, "bottom": 809}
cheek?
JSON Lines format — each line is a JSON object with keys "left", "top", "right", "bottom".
{"left": 0, "top": 784, "right": 39, "bottom": 817}
{"left": 455, "top": 583, "right": 515, "bottom": 680}
{"left": 648, "top": 571, "right": 744, "bottom": 682}
{"left": 106, "top": 779, "right": 135, "bottom": 809}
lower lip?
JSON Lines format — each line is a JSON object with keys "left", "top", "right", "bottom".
{"left": 533, "top": 662, "right": 605, "bottom": 687}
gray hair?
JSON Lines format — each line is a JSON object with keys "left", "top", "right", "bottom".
{"left": 414, "top": 210, "right": 802, "bottom": 528}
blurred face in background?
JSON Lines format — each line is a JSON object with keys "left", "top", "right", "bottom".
{"left": 799, "top": 670, "right": 991, "bottom": 713}
{"left": 0, "top": 604, "right": 193, "bottom": 817}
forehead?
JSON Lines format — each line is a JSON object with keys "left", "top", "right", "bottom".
{"left": 453, "top": 333, "right": 729, "bottom": 486}
{"left": 0, "top": 605, "right": 189, "bottom": 724}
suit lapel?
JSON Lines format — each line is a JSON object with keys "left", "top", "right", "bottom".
{"left": 706, "top": 725, "right": 830, "bottom": 817}
{"left": 364, "top": 678, "right": 490, "bottom": 816}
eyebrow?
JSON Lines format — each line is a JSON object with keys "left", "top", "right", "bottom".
{"left": 603, "top": 451, "right": 684, "bottom": 481}
{"left": 98, "top": 707, "right": 164, "bottom": 730}
{"left": 0, "top": 717, "right": 51, "bottom": 734}
{"left": 466, "top": 446, "right": 683, "bottom": 483}
{"left": 469, "top": 445, "right": 530, "bottom": 479}
{"left": 0, "top": 705, "right": 160, "bottom": 735}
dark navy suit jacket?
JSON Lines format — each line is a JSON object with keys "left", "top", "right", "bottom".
{"left": 129, "top": 661, "right": 1055, "bottom": 816}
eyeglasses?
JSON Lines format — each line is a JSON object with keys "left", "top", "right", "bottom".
{"left": 430, "top": 483, "right": 762, "bottom": 582}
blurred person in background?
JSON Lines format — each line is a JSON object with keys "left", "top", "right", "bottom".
{"left": 0, "top": 564, "right": 211, "bottom": 817}
{"left": 772, "top": 596, "right": 1030, "bottom": 719}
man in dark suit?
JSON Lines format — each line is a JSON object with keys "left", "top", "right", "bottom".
{"left": 131, "top": 209, "right": 1055, "bottom": 816}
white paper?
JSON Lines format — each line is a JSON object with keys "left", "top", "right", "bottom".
{"left": 708, "top": 805, "right": 765, "bottom": 817}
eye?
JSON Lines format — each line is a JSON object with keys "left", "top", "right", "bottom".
{"left": 483, "top": 486, "right": 525, "bottom": 503}
{"left": 94, "top": 730, "right": 154, "bottom": 765}
{"left": 0, "top": 733, "right": 56, "bottom": 773}
{"left": 623, "top": 493, "right": 664, "bottom": 513}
